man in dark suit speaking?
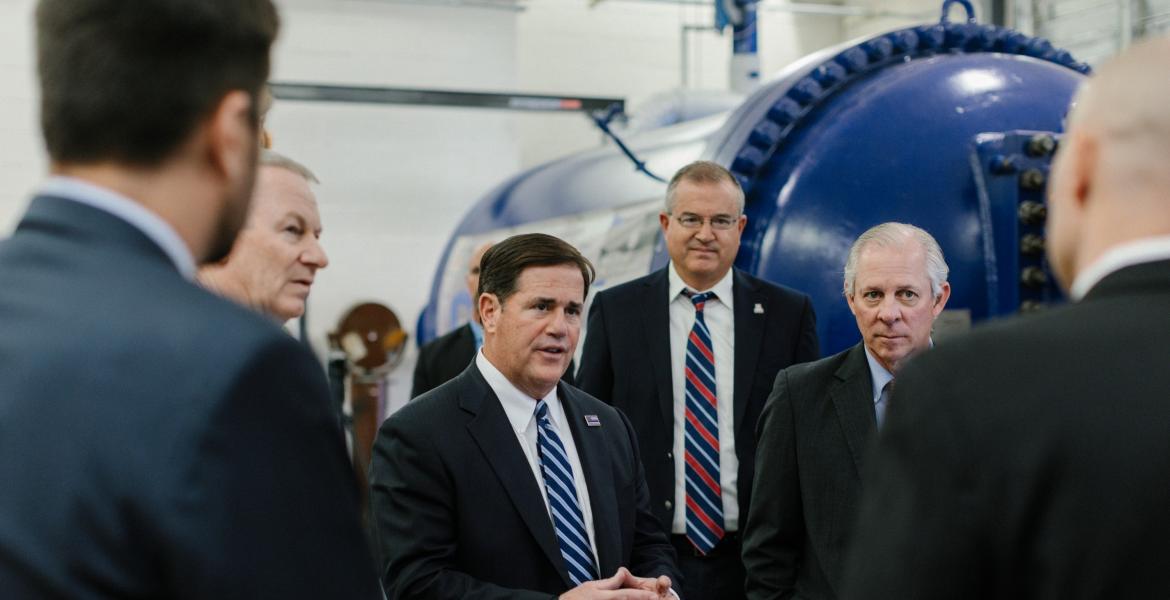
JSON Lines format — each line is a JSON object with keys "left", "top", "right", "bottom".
{"left": 371, "top": 233, "right": 681, "bottom": 599}
{"left": 0, "top": 1, "right": 377, "bottom": 598}
{"left": 742, "top": 223, "right": 951, "bottom": 600}
{"left": 843, "top": 37, "right": 1170, "bottom": 599}
{"left": 578, "top": 161, "right": 819, "bottom": 599}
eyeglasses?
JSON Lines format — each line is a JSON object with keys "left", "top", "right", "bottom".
{"left": 673, "top": 213, "right": 740, "bottom": 230}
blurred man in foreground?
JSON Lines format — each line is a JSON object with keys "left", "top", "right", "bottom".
{"left": 843, "top": 36, "right": 1170, "bottom": 599}
{"left": 0, "top": 1, "right": 377, "bottom": 597}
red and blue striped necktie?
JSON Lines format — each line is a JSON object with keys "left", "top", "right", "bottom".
{"left": 683, "top": 291, "right": 724, "bottom": 554}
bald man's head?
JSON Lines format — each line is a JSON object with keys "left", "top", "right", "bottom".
{"left": 1046, "top": 36, "right": 1170, "bottom": 291}
{"left": 466, "top": 242, "right": 493, "bottom": 324}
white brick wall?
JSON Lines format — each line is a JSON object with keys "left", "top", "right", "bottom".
{"left": 0, "top": 0, "right": 43, "bottom": 233}
{"left": 0, "top": 0, "right": 848, "bottom": 412}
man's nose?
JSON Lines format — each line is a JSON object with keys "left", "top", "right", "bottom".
{"left": 877, "top": 297, "right": 901, "bottom": 323}
{"left": 302, "top": 238, "right": 329, "bottom": 270}
{"left": 545, "top": 308, "right": 569, "bottom": 337}
{"left": 695, "top": 220, "right": 717, "bottom": 241}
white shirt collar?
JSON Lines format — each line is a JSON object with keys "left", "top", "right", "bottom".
{"left": 476, "top": 349, "right": 560, "bottom": 435}
{"left": 667, "top": 262, "right": 734, "bottom": 304}
{"left": 1069, "top": 235, "right": 1170, "bottom": 300}
{"left": 38, "top": 176, "right": 197, "bottom": 280}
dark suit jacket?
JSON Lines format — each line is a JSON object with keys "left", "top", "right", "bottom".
{"left": 412, "top": 323, "right": 575, "bottom": 399}
{"left": 743, "top": 343, "right": 875, "bottom": 600}
{"left": 842, "top": 259, "right": 1170, "bottom": 600}
{"left": 577, "top": 267, "right": 820, "bottom": 530}
{"left": 370, "top": 363, "right": 680, "bottom": 599}
{"left": 0, "top": 196, "right": 379, "bottom": 598}
{"left": 412, "top": 323, "right": 477, "bottom": 398}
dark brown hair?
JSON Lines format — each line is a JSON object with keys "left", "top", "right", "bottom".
{"left": 36, "top": 0, "right": 279, "bottom": 166}
{"left": 477, "top": 233, "right": 596, "bottom": 304}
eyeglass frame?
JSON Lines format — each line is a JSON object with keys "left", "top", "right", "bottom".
{"left": 669, "top": 212, "right": 743, "bottom": 231}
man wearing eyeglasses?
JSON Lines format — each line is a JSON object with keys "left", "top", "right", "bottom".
{"left": 578, "top": 160, "right": 820, "bottom": 600}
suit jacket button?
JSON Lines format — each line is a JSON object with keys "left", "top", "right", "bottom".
{"left": 665, "top": 500, "right": 673, "bottom": 510}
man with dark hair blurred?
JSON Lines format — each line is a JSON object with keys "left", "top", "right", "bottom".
{"left": 842, "top": 37, "right": 1170, "bottom": 600}
{"left": 0, "top": 1, "right": 378, "bottom": 598}
{"left": 579, "top": 160, "right": 819, "bottom": 599}
{"left": 370, "top": 233, "right": 681, "bottom": 599}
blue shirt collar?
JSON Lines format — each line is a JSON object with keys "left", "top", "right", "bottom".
{"left": 862, "top": 346, "right": 895, "bottom": 405}
{"left": 862, "top": 338, "right": 934, "bottom": 404}
{"left": 38, "top": 176, "right": 196, "bottom": 280}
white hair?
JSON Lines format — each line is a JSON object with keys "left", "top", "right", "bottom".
{"left": 843, "top": 222, "right": 949, "bottom": 297}
{"left": 260, "top": 149, "right": 319, "bottom": 184}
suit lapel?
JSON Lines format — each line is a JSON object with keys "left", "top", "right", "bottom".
{"left": 829, "top": 344, "right": 876, "bottom": 477}
{"left": 461, "top": 367, "right": 570, "bottom": 587}
{"left": 560, "top": 385, "right": 621, "bottom": 576}
{"left": 641, "top": 269, "right": 675, "bottom": 431}
{"left": 732, "top": 270, "right": 765, "bottom": 434}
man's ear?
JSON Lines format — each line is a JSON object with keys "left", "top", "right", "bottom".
{"left": 1068, "top": 130, "right": 1097, "bottom": 210}
{"left": 205, "top": 90, "right": 255, "bottom": 183}
{"left": 931, "top": 281, "right": 952, "bottom": 317}
{"left": 478, "top": 293, "right": 500, "bottom": 333}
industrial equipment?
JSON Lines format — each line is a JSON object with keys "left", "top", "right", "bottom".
{"left": 418, "top": 0, "right": 1088, "bottom": 356}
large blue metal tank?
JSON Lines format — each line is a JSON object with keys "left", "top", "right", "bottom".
{"left": 419, "top": 4, "right": 1089, "bottom": 356}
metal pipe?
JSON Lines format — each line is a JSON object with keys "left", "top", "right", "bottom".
{"left": 1120, "top": 0, "right": 1133, "bottom": 49}
{"left": 990, "top": 0, "right": 1007, "bottom": 26}
{"left": 593, "top": 0, "right": 933, "bottom": 19}
{"left": 367, "top": 0, "right": 526, "bottom": 12}
{"left": 681, "top": 24, "right": 718, "bottom": 89}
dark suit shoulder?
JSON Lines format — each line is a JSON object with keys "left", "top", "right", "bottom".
{"left": 735, "top": 268, "right": 810, "bottom": 301}
{"left": 390, "top": 367, "right": 475, "bottom": 430}
{"left": 592, "top": 268, "right": 666, "bottom": 303}
{"left": 561, "top": 382, "right": 619, "bottom": 414}
{"left": 779, "top": 344, "right": 857, "bottom": 385}
{"left": 418, "top": 323, "right": 473, "bottom": 358}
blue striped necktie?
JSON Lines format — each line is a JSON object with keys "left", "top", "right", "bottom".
{"left": 534, "top": 400, "right": 598, "bottom": 586}
{"left": 684, "top": 291, "right": 724, "bottom": 554}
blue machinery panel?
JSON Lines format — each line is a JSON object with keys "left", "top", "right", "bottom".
{"left": 419, "top": 1, "right": 1088, "bottom": 356}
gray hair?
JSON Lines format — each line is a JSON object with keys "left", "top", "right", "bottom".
{"left": 664, "top": 160, "right": 745, "bottom": 214}
{"left": 843, "top": 222, "right": 949, "bottom": 297}
{"left": 260, "top": 149, "right": 319, "bottom": 184}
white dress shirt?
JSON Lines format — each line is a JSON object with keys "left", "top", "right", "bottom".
{"left": 475, "top": 350, "right": 599, "bottom": 566}
{"left": 1070, "top": 235, "right": 1170, "bottom": 300}
{"left": 38, "top": 176, "right": 196, "bottom": 280}
{"left": 667, "top": 263, "right": 739, "bottom": 534}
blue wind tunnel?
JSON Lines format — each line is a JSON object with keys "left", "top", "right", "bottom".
{"left": 418, "top": 1, "right": 1088, "bottom": 356}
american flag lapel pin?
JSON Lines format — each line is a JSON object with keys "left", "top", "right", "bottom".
{"left": 584, "top": 414, "right": 601, "bottom": 427}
